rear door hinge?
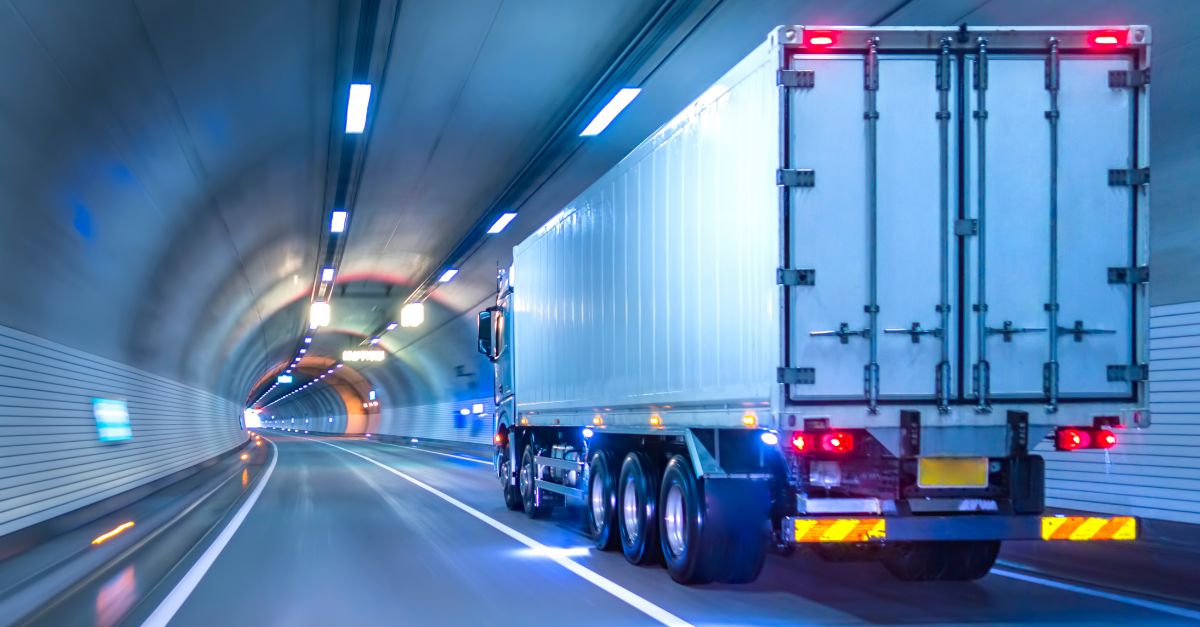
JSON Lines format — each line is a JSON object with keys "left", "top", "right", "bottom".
{"left": 777, "top": 168, "right": 815, "bottom": 187}
{"left": 1107, "top": 364, "right": 1149, "bottom": 383}
{"left": 778, "top": 268, "right": 815, "bottom": 286}
{"left": 955, "top": 218, "right": 979, "bottom": 236}
{"left": 1108, "top": 266, "right": 1149, "bottom": 285}
{"left": 778, "top": 367, "right": 816, "bottom": 385}
{"left": 1109, "top": 68, "right": 1150, "bottom": 88}
{"left": 778, "top": 69, "right": 815, "bottom": 88}
{"left": 1108, "top": 167, "right": 1150, "bottom": 187}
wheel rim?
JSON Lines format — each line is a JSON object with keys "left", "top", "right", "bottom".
{"left": 590, "top": 470, "right": 607, "bottom": 529}
{"left": 520, "top": 454, "right": 532, "bottom": 500}
{"left": 663, "top": 483, "right": 686, "bottom": 557}
{"left": 622, "top": 476, "right": 640, "bottom": 541}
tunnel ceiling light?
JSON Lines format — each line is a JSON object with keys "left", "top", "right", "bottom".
{"left": 438, "top": 268, "right": 459, "bottom": 283}
{"left": 304, "top": 337, "right": 312, "bottom": 344}
{"left": 321, "top": 268, "right": 335, "bottom": 282}
{"left": 337, "top": 363, "right": 344, "bottom": 368}
{"left": 580, "top": 87, "right": 641, "bottom": 137}
{"left": 386, "top": 322, "right": 398, "bottom": 331}
{"left": 370, "top": 337, "right": 381, "bottom": 345}
{"left": 400, "top": 302, "right": 425, "bottom": 328}
{"left": 345, "top": 83, "right": 372, "bottom": 134}
{"left": 487, "top": 212, "right": 518, "bottom": 234}
{"left": 299, "top": 348, "right": 307, "bottom": 354}
{"left": 330, "top": 210, "right": 348, "bottom": 233}
{"left": 309, "top": 301, "right": 331, "bottom": 329}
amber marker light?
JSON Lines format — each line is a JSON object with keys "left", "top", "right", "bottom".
{"left": 92, "top": 521, "right": 135, "bottom": 545}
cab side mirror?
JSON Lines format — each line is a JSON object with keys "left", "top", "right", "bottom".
{"left": 477, "top": 309, "right": 496, "bottom": 360}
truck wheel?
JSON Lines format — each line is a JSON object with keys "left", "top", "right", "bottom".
{"left": 881, "top": 541, "right": 998, "bottom": 581}
{"left": 586, "top": 451, "right": 619, "bottom": 550}
{"left": 499, "top": 455, "right": 523, "bottom": 511}
{"left": 659, "top": 455, "right": 721, "bottom": 584}
{"left": 617, "top": 452, "right": 660, "bottom": 565}
{"left": 942, "top": 540, "right": 1000, "bottom": 580}
{"left": 519, "top": 445, "right": 550, "bottom": 519}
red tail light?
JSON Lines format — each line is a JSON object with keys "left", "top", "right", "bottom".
{"left": 791, "top": 433, "right": 811, "bottom": 453}
{"left": 1089, "top": 30, "right": 1126, "bottom": 47}
{"left": 1095, "top": 429, "right": 1118, "bottom": 449}
{"left": 1056, "top": 428, "right": 1091, "bottom": 451}
{"left": 804, "top": 31, "right": 837, "bottom": 47}
{"left": 821, "top": 431, "right": 854, "bottom": 454}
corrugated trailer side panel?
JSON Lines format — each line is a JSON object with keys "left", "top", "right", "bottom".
{"left": 513, "top": 41, "right": 779, "bottom": 416}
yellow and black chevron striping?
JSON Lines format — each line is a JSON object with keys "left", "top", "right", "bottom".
{"left": 1041, "top": 516, "right": 1136, "bottom": 541}
{"left": 793, "top": 518, "right": 886, "bottom": 543}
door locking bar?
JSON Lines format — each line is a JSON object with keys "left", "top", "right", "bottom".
{"left": 884, "top": 322, "right": 943, "bottom": 343}
{"left": 986, "top": 321, "right": 1047, "bottom": 343}
{"left": 811, "top": 323, "right": 871, "bottom": 344}
{"left": 1056, "top": 320, "right": 1116, "bottom": 342}
{"left": 1045, "top": 37, "right": 1062, "bottom": 411}
{"left": 972, "top": 38, "right": 991, "bottom": 413}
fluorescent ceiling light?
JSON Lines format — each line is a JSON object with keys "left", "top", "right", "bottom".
{"left": 345, "top": 83, "right": 372, "bottom": 134}
{"left": 330, "top": 211, "right": 348, "bottom": 233}
{"left": 321, "top": 268, "right": 335, "bottom": 282}
{"left": 304, "top": 337, "right": 312, "bottom": 344}
{"left": 438, "top": 268, "right": 459, "bottom": 283}
{"left": 386, "top": 322, "right": 398, "bottom": 331}
{"left": 400, "top": 302, "right": 424, "bottom": 328}
{"left": 580, "top": 87, "right": 641, "bottom": 137}
{"left": 369, "top": 337, "right": 380, "bottom": 345}
{"left": 309, "top": 301, "right": 331, "bottom": 329}
{"left": 487, "top": 212, "right": 518, "bottom": 234}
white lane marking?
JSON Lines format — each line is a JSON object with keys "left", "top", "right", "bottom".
{"left": 366, "top": 439, "right": 490, "bottom": 465}
{"left": 991, "top": 568, "right": 1200, "bottom": 621}
{"left": 311, "top": 438, "right": 692, "bottom": 627}
{"left": 141, "top": 440, "right": 279, "bottom": 627}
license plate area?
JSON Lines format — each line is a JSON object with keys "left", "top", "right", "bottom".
{"left": 917, "top": 457, "right": 988, "bottom": 489}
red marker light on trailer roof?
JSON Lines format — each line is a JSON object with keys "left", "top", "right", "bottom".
{"left": 1089, "top": 30, "right": 1126, "bottom": 47}
{"left": 804, "top": 31, "right": 836, "bottom": 47}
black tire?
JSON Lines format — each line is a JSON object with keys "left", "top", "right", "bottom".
{"left": 519, "top": 445, "right": 550, "bottom": 519}
{"left": 658, "top": 455, "right": 723, "bottom": 584}
{"left": 881, "top": 541, "right": 999, "bottom": 581}
{"left": 617, "top": 452, "right": 660, "bottom": 565}
{"left": 586, "top": 451, "right": 619, "bottom": 551}
{"left": 499, "top": 454, "right": 523, "bottom": 511}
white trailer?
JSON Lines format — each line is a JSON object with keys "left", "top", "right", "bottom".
{"left": 478, "top": 25, "right": 1150, "bottom": 583}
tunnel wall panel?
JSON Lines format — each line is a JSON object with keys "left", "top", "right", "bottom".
{"left": 0, "top": 324, "right": 246, "bottom": 537}
{"left": 375, "top": 397, "right": 494, "bottom": 445}
{"left": 1044, "top": 301, "right": 1200, "bottom": 524}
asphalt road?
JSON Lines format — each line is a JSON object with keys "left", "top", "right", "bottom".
{"left": 133, "top": 434, "right": 1200, "bottom": 626}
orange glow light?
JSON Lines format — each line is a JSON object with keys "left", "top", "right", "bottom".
{"left": 240, "top": 453, "right": 250, "bottom": 461}
{"left": 92, "top": 521, "right": 135, "bottom": 545}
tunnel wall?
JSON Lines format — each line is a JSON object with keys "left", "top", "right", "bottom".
{"left": 1042, "top": 300, "right": 1200, "bottom": 525}
{"left": 0, "top": 324, "right": 246, "bottom": 537}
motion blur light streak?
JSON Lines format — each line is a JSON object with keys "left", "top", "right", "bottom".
{"left": 91, "top": 521, "right": 135, "bottom": 545}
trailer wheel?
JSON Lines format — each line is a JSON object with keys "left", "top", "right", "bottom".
{"left": 519, "top": 445, "right": 550, "bottom": 519}
{"left": 617, "top": 452, "right": 660, "bottom": 565}
{"left": 586, "top": 451, "right": 619, "bottom": 551}
{"left": 660, "top": 455, "right": 728, "bottom": 584}
{"left": 881, "top": 540, "right": 999, "bottom": 581}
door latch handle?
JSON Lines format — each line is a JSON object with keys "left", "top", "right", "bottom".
{"left": 810, "top": 322, "right": 870, "bottom": 344}
{"left": 884, "top": 322, "right": 943, "bottom": 343}
{"left": 986, "top": 321, "right": 1047, "bottom": 343}
{"left": 1056, "top": 320, "right": 1117, "bottom": 342}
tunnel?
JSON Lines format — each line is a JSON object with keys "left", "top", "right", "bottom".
{"left": 1, "top": 1, "right": 1200, "bottom": 625}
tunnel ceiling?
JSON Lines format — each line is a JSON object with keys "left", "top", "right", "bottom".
{"left": 2, "top": 0, "right": 1189, "bottom": 409}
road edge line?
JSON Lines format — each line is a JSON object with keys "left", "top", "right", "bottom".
{"left": 311, "top": 437, "right": 693, "bottom": 627}
{"left": 140, "top": 439, "right": 279, "bottom": 627}
{"left": 991, "top": 567, "right": 1200, "bottom": 621}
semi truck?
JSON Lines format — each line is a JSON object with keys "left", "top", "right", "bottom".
{"left": 477, "top": 25, "right": 1150, "bottom": 583}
